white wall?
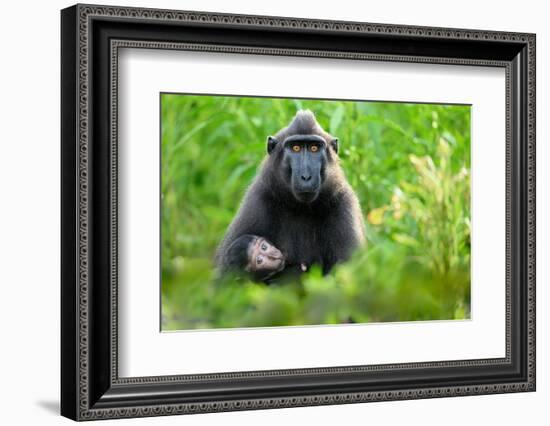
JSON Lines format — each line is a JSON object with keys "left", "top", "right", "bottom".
{"left": 0, "top": 0, "right": 546, "bottom": 424}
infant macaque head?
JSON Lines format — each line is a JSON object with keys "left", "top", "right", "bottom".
{"left": 225, "top": 235, "right": 285, "bottom": 281}
{"left": 246, "top": 236, "right": 285, "bottom": 274}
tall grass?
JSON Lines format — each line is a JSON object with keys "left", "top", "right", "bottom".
{"left": 161, "top": 94, "right": 471, "bottom": 330}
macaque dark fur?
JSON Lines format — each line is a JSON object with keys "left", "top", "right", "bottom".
{"left": 216, "top": 110, "right": 364, "bottom": 281}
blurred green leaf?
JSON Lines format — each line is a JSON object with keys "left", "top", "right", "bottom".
{"left": 329, "top": 105, "right": 344, "bottom": 135}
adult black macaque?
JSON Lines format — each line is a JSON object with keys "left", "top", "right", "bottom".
{"left": 216, "top": 110, "right": 364, "bottom": 282}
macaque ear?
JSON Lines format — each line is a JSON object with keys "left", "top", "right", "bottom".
{"left": 330, "top": 138, "right": 339, "bottom": 154}
{"left": 267, "top": 136, "right": 279, "bottom": 154}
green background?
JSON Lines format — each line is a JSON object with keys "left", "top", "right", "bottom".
{"left": 161, "top": 94, "right": 471, "bottom": 330}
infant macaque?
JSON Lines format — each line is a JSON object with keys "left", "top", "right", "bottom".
{"left": 223, "top": 235, "right": 286, "bottom": 282}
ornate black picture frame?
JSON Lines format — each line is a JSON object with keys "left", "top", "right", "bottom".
{"left": 61, "top": 3, "right": 536, "bottom": 421}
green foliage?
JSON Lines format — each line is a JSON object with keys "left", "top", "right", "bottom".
{"left": 161, "top": 94, "right": 471, "bottom": 330}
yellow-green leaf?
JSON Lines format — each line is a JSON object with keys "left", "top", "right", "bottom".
{"left": 367, "top": 206, "right": 387, "bottom": 225}
{"left": 392, "top": 233, "right": 419, "bottom": 247}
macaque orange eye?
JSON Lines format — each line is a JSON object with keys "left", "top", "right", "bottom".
{"left": 310, "top": 145, "right": 319, "bottom": 152}
{"left": 261, "top": 243, "right": 267, "bottom": 251}
{"left": 256, "top": 256, "right": 263, "bottom": 265}
{"left": 292, "top": 145, "right": 301, "bottom": 152}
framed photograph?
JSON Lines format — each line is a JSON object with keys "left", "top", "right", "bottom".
{"left": 61, "top": 4, "right": 536, "bottom": 421}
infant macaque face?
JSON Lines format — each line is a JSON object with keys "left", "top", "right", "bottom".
{"left": 246, "top": 237, "right": 285, "bottom": 274}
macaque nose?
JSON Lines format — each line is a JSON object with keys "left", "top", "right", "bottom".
{"left": 301, "top": 174, "right": 312, "bottom": 182}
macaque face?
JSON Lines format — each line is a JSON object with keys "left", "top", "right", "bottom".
{"left": 246, "top": 237, "right": 285, "bottom": 273}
